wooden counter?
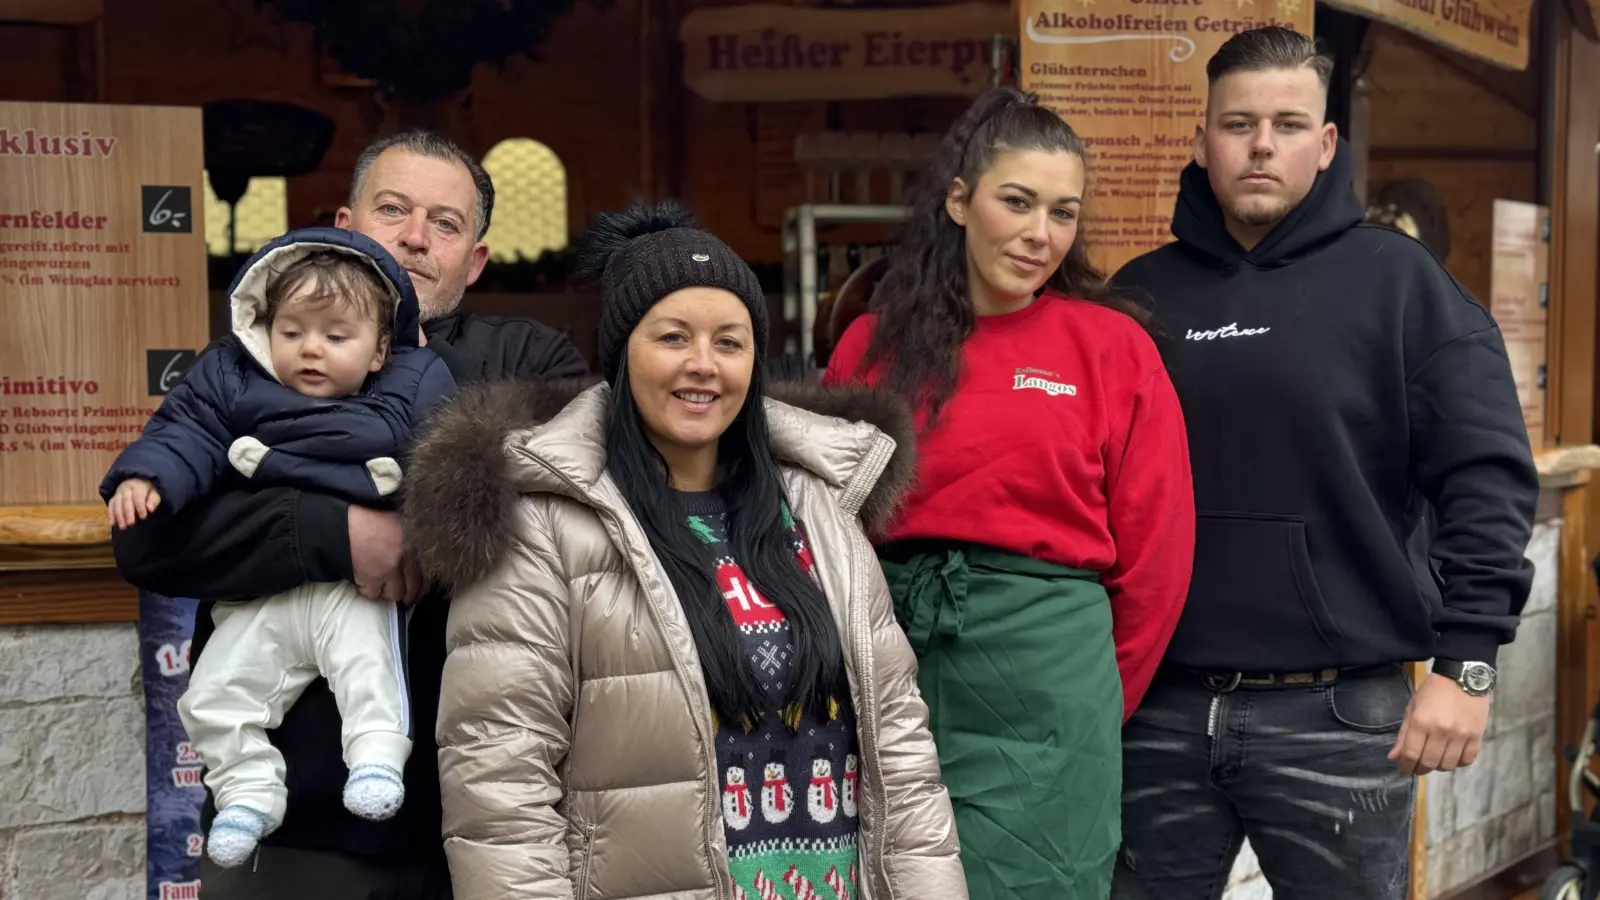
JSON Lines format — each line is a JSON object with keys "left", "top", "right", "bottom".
{"left": 1, "top": 444, "right": 1594, "bottom": 632}
{"left": 0, "top": 503, "right": 132, "bottom": 625}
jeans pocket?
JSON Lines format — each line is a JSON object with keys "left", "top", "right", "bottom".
{"left": 1326, "top": 668, "right": 1412, "bottom": 734}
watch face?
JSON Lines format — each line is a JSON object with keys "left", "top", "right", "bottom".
{"left": 1463, "top": 664, "right": 1495, "bottom": 692}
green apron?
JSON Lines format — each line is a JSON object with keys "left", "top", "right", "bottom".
{"left": 880, "top": 543, "right": 1123, "bottom": 900}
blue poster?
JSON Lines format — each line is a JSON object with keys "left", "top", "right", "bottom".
{"left": 138, "top": 590, "right": 204, "bottom": 900}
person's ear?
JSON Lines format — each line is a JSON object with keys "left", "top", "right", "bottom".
{"left": 1318, "top": 122, "right": 1338, "bottom": 172}
{"left": 945, "top": 178, "right": 971, "bottom": 227}
{"left": 465, "top": 241, "right": 490, "bottom": 287}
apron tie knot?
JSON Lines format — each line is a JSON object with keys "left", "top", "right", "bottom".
{"left": 891, "top": 549, "right": 968, "bottom": 654}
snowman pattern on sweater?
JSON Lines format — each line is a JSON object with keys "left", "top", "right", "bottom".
{"left": 681, "top": 495, "right": 861, "bottom": 900}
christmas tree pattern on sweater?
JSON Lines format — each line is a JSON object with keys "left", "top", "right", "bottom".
{"left": 681, "top": 496, "right": 861, "bottom": 900}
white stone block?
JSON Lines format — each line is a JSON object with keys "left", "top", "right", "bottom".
{"left": 1491, "top": 727, "right": 1534, "bottom": 818}
{"left": 1540, "top": 789, "right": 1557, "bottom": 844}
{"left": 1524, "top": 522, "right": 1561, "bottom": 616}
{"left": 9, "top": 821, "right": 144, "bottom": 900}
{"left": 1429, "top": 820, "right": 1489, "bottom": 897}
{"left": 1446, "top": 731, "right": 1498, "bottom": 830}
{"left": 1426, "top": 773, "right": 1457, "bottom": 846}
{"left": 0, "top": 829, "right": 13, "bottom": 890}
{"left": 0, "top": 699, "right": 146, "bottom": 828}
{"left": 0, "top": 625, "right": 140, "bottom": 705}
{"left": 1532, "top": 716, "right": 1557, "bottom": 802}
{"left": 1498, "top": 803, "right": 1540, "bottom": 871}
{"left": 1495, "top": 611, "right": 1557, "bottom": 732}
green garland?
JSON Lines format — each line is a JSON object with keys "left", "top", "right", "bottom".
{"left": 258, "top": 0, "right": 586, "bottom": 101}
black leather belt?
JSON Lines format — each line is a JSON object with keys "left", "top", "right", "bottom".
{"left": 1196, "top": 667, "right": 1345, "bottom": 693}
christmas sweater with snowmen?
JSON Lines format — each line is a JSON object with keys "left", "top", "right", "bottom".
{"left": 679, "top": 491, "right": 862, "bottom": 900}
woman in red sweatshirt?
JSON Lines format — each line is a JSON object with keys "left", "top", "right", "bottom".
{"left": 824, "top": 86, "right": 1195, "bottom": 899}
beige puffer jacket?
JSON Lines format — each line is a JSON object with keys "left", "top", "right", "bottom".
{"left": 404, "top": 379, "right": 966, "bottom": 900}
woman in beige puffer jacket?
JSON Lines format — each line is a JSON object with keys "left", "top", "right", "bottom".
{"left": 403, "top": 203, "right": 965, "bottom": 900}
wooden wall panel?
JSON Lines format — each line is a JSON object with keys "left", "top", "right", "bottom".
{"left": 1363, "top": 24, "right": 1540, "bottom": 307}
{"left": 1365, "top": 26, "right": 1539, "bottom": 151}
{"left": 0, "top": 0, "right": 990, "bottom": 264}
{"left": 1366, "top": 159, "right": 1538, "bottom": 304}
{"left": 0, "top": 24, "right": 76, "bottom": 103}
{"left": 0, "top": 0, "right": 654, "bottom": 254}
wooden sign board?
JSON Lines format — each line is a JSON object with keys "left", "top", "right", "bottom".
{"left": 0, "top": 101, "right": 208, "bottom": 505}
{"left": 680, "top": 3, "right": 1014, "bottom": 102}
{"left": 1488, "top": 199, "right": 1549, "bottom": 447}
{"left": 1018, "top": 1, "right": 1316, "bottom": 275}
{"left": 1320, "top": 0, "right": 1533, "bottom": 69}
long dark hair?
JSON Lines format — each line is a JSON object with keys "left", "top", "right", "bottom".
{"left": 863, "top": 86, "right": 1156, "bottom": 416}
{"left": 580, "top": 204, "right": 850, "bottom": 730}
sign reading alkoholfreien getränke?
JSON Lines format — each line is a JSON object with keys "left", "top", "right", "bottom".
{"left": 0, "top": 102, "right": 208, "bottom": 506}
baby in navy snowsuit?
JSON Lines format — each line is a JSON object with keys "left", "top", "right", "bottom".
{"left": 101, "top": 227, "right": 454, "bottom": 868}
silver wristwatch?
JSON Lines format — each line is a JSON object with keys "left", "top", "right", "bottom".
{"left": 1433, "top": 659, "right": 1496, "bottom": 697}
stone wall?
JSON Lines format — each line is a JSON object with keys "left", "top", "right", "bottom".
{"left": 1424, "top": 518, "right": 1560, "bottom": 897}
{"left": 1221, "top": 518, "right": 1561, "bottom": 900}
{"left": 0, "top": 624, "right": 145, "bottom": 900}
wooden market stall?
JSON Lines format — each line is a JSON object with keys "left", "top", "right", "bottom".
{"left": 0, "top": 1, "right": 1595, "bottom": 898}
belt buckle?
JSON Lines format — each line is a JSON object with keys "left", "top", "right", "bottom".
{"left": 1201, "top": 672, "right": 1243, "bottom": 693}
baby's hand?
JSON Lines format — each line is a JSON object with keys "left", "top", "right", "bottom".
{"left": 108, "top": 478, "right": 162, "bottom": 530}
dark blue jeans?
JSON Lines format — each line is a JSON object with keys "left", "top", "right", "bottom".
{"left": 1118, "top": 666, "right": 1416, "bottom": 900}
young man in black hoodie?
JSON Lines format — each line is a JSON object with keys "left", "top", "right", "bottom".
{"left": 1111, "top": 27, "right": 1538, "bottom": 898}
{"left": 112, "top": 130, "right": 589, "bottom": 900}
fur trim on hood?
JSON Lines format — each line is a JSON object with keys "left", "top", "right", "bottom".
{"left": 403, "top": 377, "right": 916, "bottom": 591}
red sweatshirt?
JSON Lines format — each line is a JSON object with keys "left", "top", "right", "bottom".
{"left": 823, "top": 292, "right": 1195, "bottom": 719}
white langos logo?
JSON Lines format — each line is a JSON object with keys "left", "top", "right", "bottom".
{"left": 1013, "top": 373, "right": 1077, "bottom": 396}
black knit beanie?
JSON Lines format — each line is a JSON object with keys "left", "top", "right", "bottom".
{"left": 577, "top": 200, "right": 766, "bottom": 384}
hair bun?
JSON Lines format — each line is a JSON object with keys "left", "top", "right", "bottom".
{"left": 576, "top": 199, "right": 696, "bottom": 282}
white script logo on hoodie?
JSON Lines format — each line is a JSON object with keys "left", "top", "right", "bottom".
{"left": 1186, "top": 322, "right": 1271, "bottom": 341}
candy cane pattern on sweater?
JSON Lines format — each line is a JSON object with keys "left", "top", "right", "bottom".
{"left": 824, "top": 864, "right": 851, "bottom": 900}
{"left": 753, "top": 870, "right": 781, "bottom": 900}
{"left": 783, "top": 865, "right": 820, "bottom": 900}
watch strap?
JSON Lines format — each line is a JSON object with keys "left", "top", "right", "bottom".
{"left": 1433, "top": 658, "right": 1465, "bottom": 680}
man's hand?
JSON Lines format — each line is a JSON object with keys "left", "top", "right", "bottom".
{"left": 109, "top": 478, "right": 162, "bottom": 530}
{"left": 349, "top": 505, "right": 425, "bottom": 606}
{"left": 1388, "top": 672, "right": 1491, "bottom": 775}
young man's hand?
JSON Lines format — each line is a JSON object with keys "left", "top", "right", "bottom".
{"left": 1388, "top": 673, "right": 1491, "bottom": 775}
{"left": 109, "top": 478, "right": 162, "bottom": 530}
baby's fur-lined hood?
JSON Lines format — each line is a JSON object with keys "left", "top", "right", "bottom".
{"left": 226, "top": 226, "right": 422, "bottom": 380}
{"left": 404, "top": 377, "right": 916, "bottom": 590}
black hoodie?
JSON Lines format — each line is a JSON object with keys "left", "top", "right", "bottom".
{"left": 1112, "top": 139, "right": 1537, "bottom": 672}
